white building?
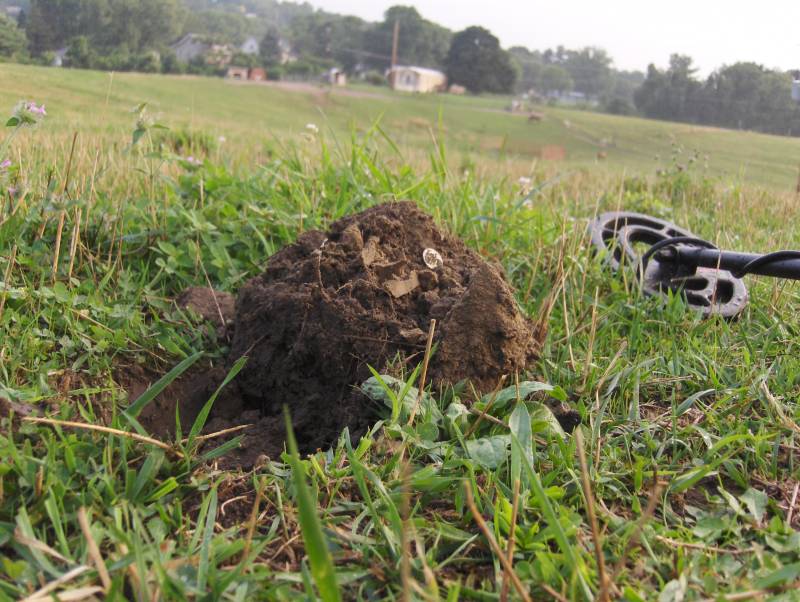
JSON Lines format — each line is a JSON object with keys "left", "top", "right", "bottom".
{"left": 52, "top": 47, "right": 68, "bottom": 68}
{"left": 327, "top": 68, "right": 347, "bottom": 86}
{"left": 240, "top": 36, "right": 260, "bottom": 56}
{"left": 388, "top": 66, "right": 447, "bottom": 94}
{"left": 792, "top": 77, "right": 800, "bottom": 103}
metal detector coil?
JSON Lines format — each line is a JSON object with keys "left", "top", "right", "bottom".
{"left": 589, "top": 211, "right": 748, "bottom": 318}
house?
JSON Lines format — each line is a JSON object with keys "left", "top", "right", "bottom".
{"left": 2, "top": 5, "right": 21, "bottom": 18}
{"left": 52, "top": 47, "right": 68, "bottom": 68}
{"left": 388, "top": 66, "right": 447, "bottom": 94}
{"left": 279, "top": 38, "right": 297, "bottom": 64}
{"left": 249, "top": 68, "right": 266, "bottom": 81}
{"left": 226, "top": 66, "right": 249, "bottom": 80}
{"left": 792, "top": 71, "right": 800, "bottom": 103}
{"left": 240, "top": 36, "right": 259, "bottom": 56}
{"left": 327, "top": 68, "right": 347, "bottom": 86}
{"left": 226, "top": 67, "right": 267, "bottom": 81}
{"left": 170, "top": 34, "right": 234, "bottom": 66}
{"left": 171, "top": 34, "right": 209, "bottom": 63}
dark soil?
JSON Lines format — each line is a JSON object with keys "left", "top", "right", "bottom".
{"left": 133, "top": 202, "right": 539, "bottom": 467}
{"left": 176, "top": 287, "right": 236, "bottom": 338}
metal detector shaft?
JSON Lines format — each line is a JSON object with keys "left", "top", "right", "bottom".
{"left": 657, "top": 247, "right": 800, "bottom": 280}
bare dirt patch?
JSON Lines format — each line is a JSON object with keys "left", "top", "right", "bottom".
{"left": 132, "top": 202, "right": 539, "bottom": 466}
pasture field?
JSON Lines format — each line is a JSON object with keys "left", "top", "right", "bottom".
{"left": 1, "top": 64, "right": 800, "bottom": 600}
{"left": 2, "top": 63, "right": 800, "bottom": 190}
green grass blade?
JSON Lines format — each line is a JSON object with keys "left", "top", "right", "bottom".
{"left": 196, "top": 486, "right": 218, "bottom": 592}
{"left": 187, "top": 356, "right": 247, "bottom": 446}
{"left": 512, "top": 434, "right": 592, "bottom": 599}
{"left": 509, "top": 401, "right": 532, "bottom": 486}
{"left": 283, "top": 406, "right": 341, "bottom": 602}
{"left": 125, "top": 351, "right": 203, "bottom": 418}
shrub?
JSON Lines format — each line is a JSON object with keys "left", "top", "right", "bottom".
{"left": 266, "top": 65, "right": 284, "bottom": 81}
{"left": 363, "top": 70, "right": 386, "bottom": 86}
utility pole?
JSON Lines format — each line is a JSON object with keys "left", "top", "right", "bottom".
{"left": 389, "top": 20, "right": 399, "bottom": 87}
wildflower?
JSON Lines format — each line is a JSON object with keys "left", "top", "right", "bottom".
{"left": 6, "top": 186, "right": 17, "bottom": 197}
{"left": 26, "top": 103, "right": 46, "bottom": 116}
{"left": 0, "top": 159, "right": 10, "bottom": 171}
{"left": 305, "top": 123, "right": 319, "bottom": 134}
{"left": 8, "top": 100, "right": 47, "bottom": 127}
{"left": 518, "top": 176, "right": 532, "bottom": 187}
{"left": 218, "top": 135, "right": 226, "bottom": 143}
{"left": 183, "top": 156, "right": 202, "bottom": 166}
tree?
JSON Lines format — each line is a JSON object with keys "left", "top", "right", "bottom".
{"left": 259, "top": 27, "right": 282, "bottom": 66}
{"left": 539, "top": 64, "right": 573, "bottom": 96}
{"left": 363, "top": 6, "right": 451, "bottom": 70}
{"left": 509, "top": 46, "right": 544, "bottom": 93}
{"left": 632, "top": 55, "right": 800, "bottom": 136}
{"left": 101, "top": 0, "right": 185, "bottom": 52}
{"left": 561, "top": 47, "right": 612, "bottom": 97}
{"left": 65, "top": 35, "right": 95, "bottom": 68}
{"left": 26, "top": 0, "right": 111, "bottom": 55}
{"left": 634, "top": 55, "right": 700, "bottom": 121}
{"left": 445, "top": 26, "right": 516, "bottom": 94}
{"left": 289, "top": 13, "right": 368, "bottom": 72}
{"left": 604, "top": 70, "right": 644, "bottom": 108}
{"left": 0, "top": 13, "right": 26, "bottom": 58}
{"left": 182, "top": 10, "right": 253, "bottom": 45}
{"left": 135, "top": 49, "right": 161, "bottom": 73}
{"left": 161, "top": 49, "right": 184, "bottom": 74}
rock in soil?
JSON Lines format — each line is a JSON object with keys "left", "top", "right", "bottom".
{"left": 138, "top": 202, "right": 539, "bottom": 466}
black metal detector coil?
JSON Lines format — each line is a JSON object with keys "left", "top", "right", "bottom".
{"left": 589, "top": 212, "right": 748, "bottom": 318}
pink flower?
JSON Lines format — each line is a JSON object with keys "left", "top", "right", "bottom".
{"left": 26, "top": 102, "right": 46, "bottom": 116}
{"left": 0, "top": 159, "right": 10, "bottom": 170}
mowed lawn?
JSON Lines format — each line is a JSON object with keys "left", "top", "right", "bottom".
{"left": 2, "top": 63, "right": 800, "bottom": 190}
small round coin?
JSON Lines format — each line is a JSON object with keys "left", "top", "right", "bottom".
{"left": 423, "top": 248, "right": 443, "bottom": 270}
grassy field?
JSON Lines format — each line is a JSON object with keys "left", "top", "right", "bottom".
{"left": 2, "top": 63, "right": 800, "bottom": 190}
{"left": 1, "top": 64, "right": 800, "bottom": 600}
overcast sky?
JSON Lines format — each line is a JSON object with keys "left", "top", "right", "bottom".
{"left": 307, "top": 0, "right": 800, "bottom": 75}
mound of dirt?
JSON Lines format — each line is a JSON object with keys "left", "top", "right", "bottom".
{"left": 139, "top": 202, "right": 539, "bottom": 466}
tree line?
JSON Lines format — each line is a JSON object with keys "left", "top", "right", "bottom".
{"left": 635, "top": 55, "right": 800, "bottom": 136}
{"left": 1, "top": 1, "right": 799, "bottom": 137}
{"left": 0, "top": 1, "right": 638, "bottom": 96}
{"left": 509, "top": 45, "right": 644, "bottom": 113}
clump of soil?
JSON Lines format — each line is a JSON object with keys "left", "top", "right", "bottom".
{"left": 177, "top": 287, "right": 235, "bottom": 329}
{"left": 176, "top": 287, "right": 235, "bottom": 338}
{"left": 138, "top": 202, "right": 539, "bottom": 466}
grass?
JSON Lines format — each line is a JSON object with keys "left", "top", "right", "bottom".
{"left": 1, "top": 64, "right": 800, "bottom": 600}
{"left": 2, "top": 63, "right": 800, "bottom": 190}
